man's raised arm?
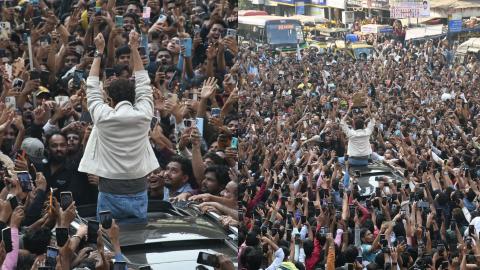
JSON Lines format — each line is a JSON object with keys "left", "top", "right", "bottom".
{"left": 86, "top": 33, "right": 111, "bottom": 124}
{"left": 129, "top": 30, "right": 153, "bottom": 117}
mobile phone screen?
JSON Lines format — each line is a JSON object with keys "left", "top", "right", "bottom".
{"left": 2, "top": 227, "right": 12, "bottom": 253}
{"left": 99, "top": 210, "right": 112, "bottom": 229}
{"left": 60, "top": 192, "right": 73, "bottom": 210}
{"left": 55, "top": 227, "right": 69, "bottom": 247}
{"left": 196, "top": 252, "right": 219, "bottom": 268}
{"left": 46, "top": 246, "right": 59, "bottom": 268}
{"left": 87, "top": 220, "right": 99, "bottom": 243}
{"left": 17, "top": 171, "right": 32, "bottom": 192}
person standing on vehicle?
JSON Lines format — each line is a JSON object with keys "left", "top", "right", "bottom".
{"left": 338, "top": 101, "right": 376, "bottom": 166}
{"left": 79, "top": 31, "right": 159, "bottom": 224}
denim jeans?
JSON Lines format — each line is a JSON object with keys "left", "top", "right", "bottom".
{"left": 97, "top": 190, "right": 148, "bottom": 225}
{"left": 338, "top": 156, "right": 369, "bottom": 166}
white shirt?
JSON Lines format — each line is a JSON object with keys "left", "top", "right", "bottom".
{"left": 79, "top": 70, "right": 159, "bottom": 179}
{"left": 340, "top": 118, "right": 375, "bottom": 157}
{"left": 265, "top": 248, "right": 284, "bottom": 270}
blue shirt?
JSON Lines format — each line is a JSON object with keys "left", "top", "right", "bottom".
{"left": 163, "top": 183, "right": 194, "bottom": 201}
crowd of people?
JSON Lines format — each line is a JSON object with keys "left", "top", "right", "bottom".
{"left": 0, "top": 0, "right": 238, "bottom": 268}
{"left": 237, "top": 37, "right": 480, "bottom": 270}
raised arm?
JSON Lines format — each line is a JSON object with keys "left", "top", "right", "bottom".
{"left": 129, "top": 30, "right": 154, "bottom": 118}
{"left": 86, "top": 33, "right": 112, "bottom": 124}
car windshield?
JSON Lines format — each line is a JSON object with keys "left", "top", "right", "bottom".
{"left": 354, "top": 47, "right": 373, "bottom": 59}
{"left": 266, "top": 23, "right": 304, "bottom": 45}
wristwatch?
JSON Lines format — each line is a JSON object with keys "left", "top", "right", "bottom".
{"left": 94, "top": 50, "right": 103, "bottom": 58}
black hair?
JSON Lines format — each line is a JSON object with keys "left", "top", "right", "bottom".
{"left": 17, "top": 254, "right": 36, "bottom": 270}
{"left": 204, "top": 165, "right": 230, "bottom": 189}
{"left": 45, "top": 132, "right": 67, "bottom": 148}
{"left": 115, "top": 45, "right": 131, "bottom": 58}
{"left": 23, "top": 228, "right": 52, "bottom": 255}
{"left": 354, "top": 117, "right": 365, "bottom": 130}
{"left": 106, "top": 78, "right": 135, "bottom": 105}
{"left": 203, "top": 152, "right": 227, "bottom": 166}
{"left": 241, "top": 246, "right": 263, "bottom": 270}
{"left": 168, "top": 155, "right": 196, "bottom": 188}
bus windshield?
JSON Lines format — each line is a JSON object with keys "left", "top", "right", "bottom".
{"left": 266, "top": 23, "right": 304, "bottom": 45}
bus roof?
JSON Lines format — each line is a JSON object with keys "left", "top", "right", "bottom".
{"left": 238, "top": 10, "right": 269, "bottom": 16}
{"left": 238, "top": 15, "right": 301, "bottom": 27}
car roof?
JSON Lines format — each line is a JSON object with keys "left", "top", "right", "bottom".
{"left": 74, "top": 201, "right": 237, "bottom": 269}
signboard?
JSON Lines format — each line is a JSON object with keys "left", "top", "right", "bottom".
{"left": 304, "top": 0, "right": 326, "bottom": 5}
{"left": 448, "top": 20, "right": 462, "bottom": 33}
{"left": 327, "top": 0, "right": 345, "bottom": 9}
{"left": 390, "top": 0, "right": 430, "bottom": 18}
{"left": 342, "top": 11, "right": 354, "bottom": 24}
{"left": 296, "top": 2, "right": 305, "bottom": 15}
{"left": 405, "top": 25, "right": 444, "bottom": 40}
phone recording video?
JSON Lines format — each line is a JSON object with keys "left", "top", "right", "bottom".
{"left": 196, "top": 252, "right": 219, "bottom": 268}
{"left": 99, "top": 210, "right": 112, "bottom": 229}
{"left": 87, "top": 220, "right": 99, "bottom": 244}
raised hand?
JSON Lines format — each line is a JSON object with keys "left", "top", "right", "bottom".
{"left": 200, "top": 77, "right": 218, "bottom": 99}
{"left": 128, "top": 30, "right": 140, "bottom": 51}
{"left": 93, "top": 33, "right": 105, "bottom": 53}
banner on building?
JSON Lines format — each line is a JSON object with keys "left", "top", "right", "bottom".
{"left": 390, "top": 0, "right": 430, "bottom": 19}
{"left": 296, "top": 2, "right": 305, "bottom": 15}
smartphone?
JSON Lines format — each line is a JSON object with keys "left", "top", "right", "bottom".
{"left": 346, "top": 263, "right": 354, "bottom": 270}
{"left": 30, "top": 70, "right": 40, "bottom": 80}
{"left": 46, "top": 247, "right": 59, "bottom": 268}
{"left": 113, "top": 261, "right": 127, "bottom": 270}
{"left": 73, "top": 70, "right": 84, "bottom": 88}
{"left": 55, "top": 227, "right": 69, "bottom": 247}
{"left": 115, "top": 16, "right": 124, "bottom": 27}
{"left": 380, "top": 234, "right": 385, "bottom": 242}
{"left": 180, "top": 38, "right": 192, "bottom": 58}
{"left": 211, "top": 107, "right": 221, "bottom": 117}
{"left": 286, "top": 229, "right": 292, "bottom": 242}
{"left": 315, "top": 208, "right": 321, "bottom": 216}
{"left": 375, "top": 187, "right": 381, "bottom": 197}
{"left": 469, "top": 225, "right": 475, "bottom": 235}
{"left": 261, "top": 226, "right": 268, "bottom": 236}
{"left": 40, "top": 70, "right": 50, "bottom": 85}
{"left": 94, "top": 6, "right": 102, "bottom": 16}
{"left": 2, "top": 227, "right": 12, "bottom": 253}
{"left": 391, "top": 193, "right": 398, "bottom": 201}
{"left": 230, "top": 137, "right": 238, "bottom": 149}
{"left": 59, "top": 191, "right": 73, "bottom": 210}
{"left": 301, "top": 215, "right": 307, "bottom": 224}
{"left": 8, "top": 196, "right": 18, "bottom": 210}
{"left": 225, "top": 28, "right": 237, "bottom": 38}
{"left": 99, "top": 210, "right": 112, "bottom": 229}
{"left": 17, "top": 171, "right": 32, "bottom": 192}
{"left": 12, "top": 78, "right": 24, "bottom": 90}
{"left": 142, "top": 6, "right": 151, "bottom": 23}
{"left": 87, "top": 220, "right": 99, "bottom": 243}
{"left": 396, "top": 181, "right": 402, "bottom": 189}
{"left": 196, "top": 252, "right": 219, "bottom": 268}
{"left": 184, "top": 119, "right": 193, "bottom": 127}
{"left": 149, "top": 117, "right": 159, "bottom": 131}
{"left": 138, "top": 46, "right": 147, "bottom": 56}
